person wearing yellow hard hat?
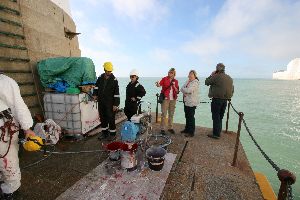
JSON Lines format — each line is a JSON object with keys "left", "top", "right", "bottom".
{"left": 93, "top": 62, "right": 120, "bottom": 140}
{"left": 0, "top": 73, "right": 35, "bottom": 199}
{"left": 124, "top": 69, "right": 146, "bottom": 120}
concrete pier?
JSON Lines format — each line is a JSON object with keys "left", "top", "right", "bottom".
{"left": 16, "top": 122, "right": 264, "bottom": 200}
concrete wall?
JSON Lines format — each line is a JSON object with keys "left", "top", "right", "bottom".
{"left": 0, "top": 0, "right": 81, "bottom": 116}
{"left": 50, "top": 0, "right": 72, "bottom": 17}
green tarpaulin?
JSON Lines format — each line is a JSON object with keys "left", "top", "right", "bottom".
{"left": 37, "top": 57, "right": 97, "bottom": 88}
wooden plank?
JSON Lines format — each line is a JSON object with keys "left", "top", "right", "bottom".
{"left": 56, "top": 153, "right": 177, "bottom": 200}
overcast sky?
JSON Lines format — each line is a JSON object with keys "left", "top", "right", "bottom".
{"left": 69, "top": 0, "right": 300, "bottom": 78}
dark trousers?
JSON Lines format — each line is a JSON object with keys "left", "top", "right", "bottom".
{"left": 124, "top": 101, "right": 139, "bottom": 121}
{"left": 184, "top": 105, "right": 196, "bottom": 135}
{"left": 211, "top": 98, "right": 227, "bottom": 137}
{"left": 98, "top": 103, "right": 116, "bottom": 135}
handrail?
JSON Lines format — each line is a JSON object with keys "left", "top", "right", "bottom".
{"left": 226, "top": 100, "right": 296, "bottom": 200}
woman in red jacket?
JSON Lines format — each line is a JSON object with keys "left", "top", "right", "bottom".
{"left": 156, "top": 68, "right": 179, "bottom": 134}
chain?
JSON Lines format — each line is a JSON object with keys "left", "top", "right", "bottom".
{"left": 230, "top": 102, "right": 295, "bottom": 198}
{"left": 230, "top": 102, "right": 280, "bottom": 171}
{"left": 287, "top": 181, "right": 294, "bottom": 200}
{"left": 230, "top": 102, "right": 239, "bottom": 115}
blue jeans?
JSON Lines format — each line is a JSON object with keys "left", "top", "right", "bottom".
{"left": 184, "top": 105, "right": 196, "bottom": 135}
{"left": 211, "top": 98, "right": 227, "bottom": 137}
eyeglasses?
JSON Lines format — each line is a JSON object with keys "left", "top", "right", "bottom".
{"left": 168, "top": 71, "right": 174, "bottom": 74}
{"left": 130, "top": 75, "right": 136, "bottom": 78}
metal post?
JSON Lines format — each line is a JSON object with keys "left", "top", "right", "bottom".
{"left": 225, "top": 100, "right": 231, "bottom": 133}
{"left": 155, "top": 93, "right": 159, "bottom": 123}
{"left": 277, "top": 169, "right": 296, "bottom": 200}
{"left": 232, "top": 112, "right": 244, "bottom": 167}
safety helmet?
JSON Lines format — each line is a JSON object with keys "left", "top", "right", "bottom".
{"left": 23, "top": 136, "right": 44, "bottom": 151}
{"left": 103, "top": 62, "right": 113, "bottom": 72}
{"left": 130, "top": 69, "right": 139, "bottom": 77}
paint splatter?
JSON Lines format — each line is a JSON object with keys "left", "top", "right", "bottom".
{"left": 3, "top": 157, "right": 8, "bottom": 169}
{"left": 114, "top": 173, "right": 122, "bottom": 179}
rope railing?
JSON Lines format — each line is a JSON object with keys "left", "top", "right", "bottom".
{"left": 226, "top": 100, "right": 296, "bottom": 200}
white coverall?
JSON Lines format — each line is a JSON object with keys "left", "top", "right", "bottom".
{"left": 0, "top": 74, "right": 33, "bottom": 194}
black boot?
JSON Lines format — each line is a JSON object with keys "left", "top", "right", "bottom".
{"left": 1, "top": 193, "right": 14, "bottom": 200}
{"left": 98, "top": 130, "right": 109, "bottom": 140}
{"left": 107, "top": 132, "right": 116, "bottom": 141}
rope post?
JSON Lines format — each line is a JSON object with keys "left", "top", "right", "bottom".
{"left": 155, "top": 93, "right": 159, "bottom": 123}
{"left": 232, "top": 112, "right": 244, "bottom": 167}
{"left": 225, "top": 100, "right": 231, "bottom": 133}
{"left": 277, "top": 169, "right": 296, "bottom": 200}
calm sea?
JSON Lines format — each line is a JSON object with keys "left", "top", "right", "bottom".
{"left": 117, "top": 77, "right": 300, "bottom": 198}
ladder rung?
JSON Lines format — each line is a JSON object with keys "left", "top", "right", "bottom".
{"left": 0, "top": 70, "right": 32, "bottom": 73}
{"left": 0, "top": 43, "right": 27, "bottom": 50}
{"left": 0, "top": 17, "right": 22, "bottom": 27}
{"left": 0, "top": 31, "right": 24, "bottom": 39}
{"left": 0, "top": 56, "right": 30, "bottom": 62}
{"left": 0, "top": 4, "right": 20, "bottom": 15}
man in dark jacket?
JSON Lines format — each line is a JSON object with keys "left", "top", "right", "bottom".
{"left": 93, "top": 62, "right": 120, "bottom": 140}
{"left": 124, "top": 69, "right": 146, "bottom": 120}
{"left": 205, "top": 63, "right": 234, "bottom": 139}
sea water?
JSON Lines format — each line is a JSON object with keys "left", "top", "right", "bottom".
{"left": 117, "top": 77, "right": 300, "bottom": 198}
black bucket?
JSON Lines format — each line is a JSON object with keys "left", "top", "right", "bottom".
{"left": 146, "top": 146, "right": 167, "bottom": 171}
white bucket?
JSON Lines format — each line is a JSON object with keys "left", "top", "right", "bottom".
{"left": 121, "top": 150, "right": 137, "bottom": 171}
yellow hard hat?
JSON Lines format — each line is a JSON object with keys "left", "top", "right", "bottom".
{"left": 103, "top": 62, "right": 113, "bottom": 72}
{"left": 23, "top": 136, "right": 44, "bottom": 151}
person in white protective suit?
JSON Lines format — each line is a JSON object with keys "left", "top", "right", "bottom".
{"left": 0, "top": 73, "right": 35, "bottom": 200}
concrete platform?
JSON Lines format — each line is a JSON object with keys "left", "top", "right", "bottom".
{"left": 56, "top": 153, "right": 176, "bottom": 200}
{"left": 14, "top": 121, "right": 264, "bottom": 200}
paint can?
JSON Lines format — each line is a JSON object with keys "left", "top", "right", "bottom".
{"left": 105, "top": 141, "right": 123, "bottom": 161}
{"left": 120, "top": 142, "right": 138, "bottom": 171}
{"left": 146, "top": 146, "right": 167, "bottom": 171}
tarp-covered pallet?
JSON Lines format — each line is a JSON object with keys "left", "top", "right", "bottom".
{"left": 37, "top": 57, "right": 97, "bottom": 93}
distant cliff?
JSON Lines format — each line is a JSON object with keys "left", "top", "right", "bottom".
{"left": 273, "top": 58, "right": 300, "bottom": 80}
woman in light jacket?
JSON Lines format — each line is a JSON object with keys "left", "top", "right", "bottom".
{"left": 180, "top": 70, "right": 200, "bottom": 137}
